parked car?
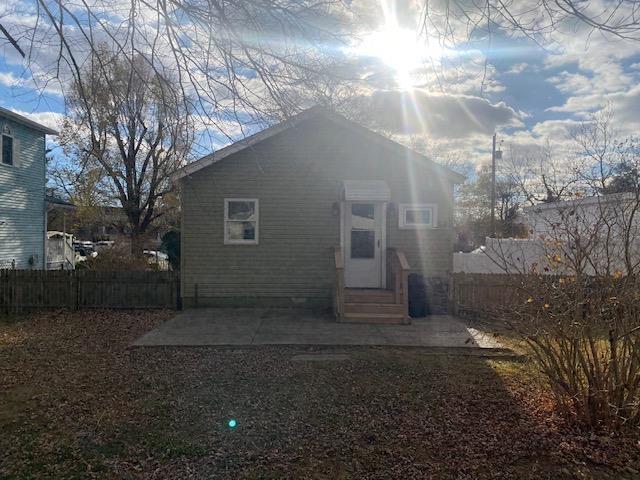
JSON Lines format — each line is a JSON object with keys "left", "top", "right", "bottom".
{"left": 94, "top": 240, "right": 115, "bottom": 251}
{"left": 74, "top": 241, "right": 97, "bottom": 259}
{"left": 143, "top": 250, "right": 170, "bottom": 270}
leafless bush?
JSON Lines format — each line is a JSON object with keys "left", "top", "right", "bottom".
{"left": 489, "top": 116, "right": 640, "bottom": 431}
{"left": 502, "top": 274, "right": 640, "bottom": 430}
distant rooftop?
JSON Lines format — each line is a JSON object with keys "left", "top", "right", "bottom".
{"left": 45, "top": 194, "right": 75, "bottom": 209}
{"left": 0, "top": 106, "right": 58, "bottom": 135}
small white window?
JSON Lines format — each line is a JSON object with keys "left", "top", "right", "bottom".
{"left": 399, "top": 203, "right": 437, "bottom": 229}
{"left": 224, "top": 198, "right": 259, "bottom": 245}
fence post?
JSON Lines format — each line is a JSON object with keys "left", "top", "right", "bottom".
{"left": 11, "top": 269, "right": 17, "bottom": 314}
{"left": 74, "top": 271, "right": 80, "bottom": 311}
{"left": 449, "top": 274, "right": 455, "bottom": 316}
{"left": 176, "top": 273, "right": 182, "bottom": 310}
{"left": 1, "top": 270, "right": 7, "bottom": 315}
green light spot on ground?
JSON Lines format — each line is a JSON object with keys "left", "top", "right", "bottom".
{"left": 228, "top": 419, "right": 237, "bottom": 428}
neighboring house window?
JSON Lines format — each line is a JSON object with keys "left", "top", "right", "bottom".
{"left": 1, "top": 134, "right": 13, "bottom": 165}
{"left": 224, "top": 198, "right": 259, "bottom": 244}
{"left": 399, "top": 203, "right": 437, "bottom": 229}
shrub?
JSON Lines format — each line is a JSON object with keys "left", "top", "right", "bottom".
{"left": 160, "top": 230, "right": 180, "bottom": 271}
{"left": 503, "top": 274, "right": 640, "bottom": 431}
{"left": 487, "top": 193, "right": 640, "bottom": 431}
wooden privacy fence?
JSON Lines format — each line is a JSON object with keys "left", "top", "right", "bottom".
{"left": 0, "top": 270, "right": 180, "bottom": 313}
{"left": 450, "top": 273, "right": 531, "bottom": 320}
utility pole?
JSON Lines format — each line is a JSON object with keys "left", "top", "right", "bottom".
{"left": 490, "top": 133, "right": 496, "bottom": 238}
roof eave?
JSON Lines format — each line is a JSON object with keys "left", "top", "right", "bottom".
{"left": 0, "top": 106, "right": 59, "bottom": 135}
{"left": 45, "top": 196, "right": 76, "bottom": 209}
{"left": 171, "top": 109, "right": 318, "bottom": 183}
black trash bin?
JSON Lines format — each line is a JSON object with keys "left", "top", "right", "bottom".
{"left": 408, "top": 273, "right": 429, "bottom": 318}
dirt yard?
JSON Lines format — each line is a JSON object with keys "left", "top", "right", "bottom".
{"left": 0, "top": 310, "right": 638, "bottom": 479}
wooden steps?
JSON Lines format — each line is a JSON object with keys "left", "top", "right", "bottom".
{"left": 345, "top": 288, "right": 395, "bottom": 304}
{"left": 341, "top": 289, "right": 408, "bottom": 324}
{"left": 344, "top": 302, "right": 404, "bottom": 315}
{"left": 333, "top": 249, "right": 410, "bottom": 324}
{"left": 342, "top": 312, "right": 405, "bottom": 324}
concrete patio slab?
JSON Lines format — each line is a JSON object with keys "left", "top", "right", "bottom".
{"left": 132, "top": 308, "right": 504, "bottom": 349}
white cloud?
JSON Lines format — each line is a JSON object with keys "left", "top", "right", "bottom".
{"left": 505, "top": 63, "right": 528, "bottom": 74}
{"left": 604, "top": 84, "right": 640, "bottom": 135}
{"left": 545, "top": 83, "right": 640, "bottom": 136}
{"left": 10, "top": 109, "right": 63, "bottom": 131}
{"left": 530, "top": 118, "right": 582, "bottom": 141}
{"left": 541, "top": 7, "right": 640, "bottom": 120}
{"left": 362, "top": 89, "right": 522, "bottom": 139}
{"left": 0, "top": 70, "right": 63, "bottom": 97}
{"left": 0, "top": 71, "right": 21, "bottom": 88}
{"left": 547, "top": 71, "right": 593, "bottom": 96}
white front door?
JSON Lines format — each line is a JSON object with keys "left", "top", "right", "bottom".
{"left": 344, "top": 201, "right": 385, "bottom": 288}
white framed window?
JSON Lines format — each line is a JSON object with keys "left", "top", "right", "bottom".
{"left": 399, "top": 203, "right": 437, "bottom": 229}
{"left": 224, "top": 198, "right": 259, "bottom": 245}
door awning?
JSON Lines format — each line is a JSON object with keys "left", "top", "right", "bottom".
{"left": 342, "top": 180, "right": 390, "bottom": 202}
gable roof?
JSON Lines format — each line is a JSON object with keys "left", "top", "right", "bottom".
{"left": 0, "top": 106, "right": 58, "bottom": 135}
{"left": 172, "top": 106, "right": 466, "bottom": 184}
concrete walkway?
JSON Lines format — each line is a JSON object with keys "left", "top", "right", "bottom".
{"left": 133, "top": 308, "right": 503, "bottom": 349}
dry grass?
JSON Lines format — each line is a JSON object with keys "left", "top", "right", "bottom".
{"left": 0, "top": 310, "right": 639, "bottom": 479}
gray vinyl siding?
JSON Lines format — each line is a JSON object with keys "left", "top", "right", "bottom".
{"left": 181, "top": 115, "right": 455, "bottom": 307}
{"left": 0, "top": 116, "right": 46, "bottom": 269}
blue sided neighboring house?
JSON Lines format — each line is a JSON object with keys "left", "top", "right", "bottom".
{"left": 0, "top": 106, "right": 58, "bottom": 269}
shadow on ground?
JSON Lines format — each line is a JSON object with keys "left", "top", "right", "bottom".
{"left": 1, "top": 310, "right": 638, "bottom": 479}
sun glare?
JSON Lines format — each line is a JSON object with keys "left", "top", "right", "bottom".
{"left": 356, "top": 26, "right": 444, "bottom": 88}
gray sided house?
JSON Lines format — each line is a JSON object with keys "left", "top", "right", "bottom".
{"left": 0, "top": 107, "right": 57, "bottom": 269}
{"left": 175, "top": 107, "right": 464, "bottom": 322}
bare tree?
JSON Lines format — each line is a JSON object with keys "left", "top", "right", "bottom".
{"left": 416, "top": 1, "right": 640, "bottom": 98}
{"left": 455, "top": 164, "right": 526, "bottom": 248}
{"left": 2, "top": 1, "right": 639, "bottom": 131}
{"left": 504, "top": 108, "right": 639, "bottom": 211}
{"left": 506, "top": 142, "right": 581, "bottom": 206}
{"left": 2, "top": 0, "right": 352, "bottom": 150}
{"left": 56, "top": 46, "right": 193, "bottom": 252}
{"left": 420, "top": 1, "right": 640, "bottom": 48}
{"left": 571, "top": 107, "right": 629, "bottom": 195}
{"left": 0, "top": 22, "right": 25, "bottom": 57}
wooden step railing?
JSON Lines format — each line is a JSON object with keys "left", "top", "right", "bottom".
{"left": 389, "top": 248, "right": 410, "bottom": 324}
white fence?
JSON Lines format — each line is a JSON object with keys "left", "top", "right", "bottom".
{"left": 453, "top": 237, "right": 550, "bottom": 274}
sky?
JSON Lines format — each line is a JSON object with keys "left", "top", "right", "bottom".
{"left": 1, "top": 0, "right": 640, "bottom": 174}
